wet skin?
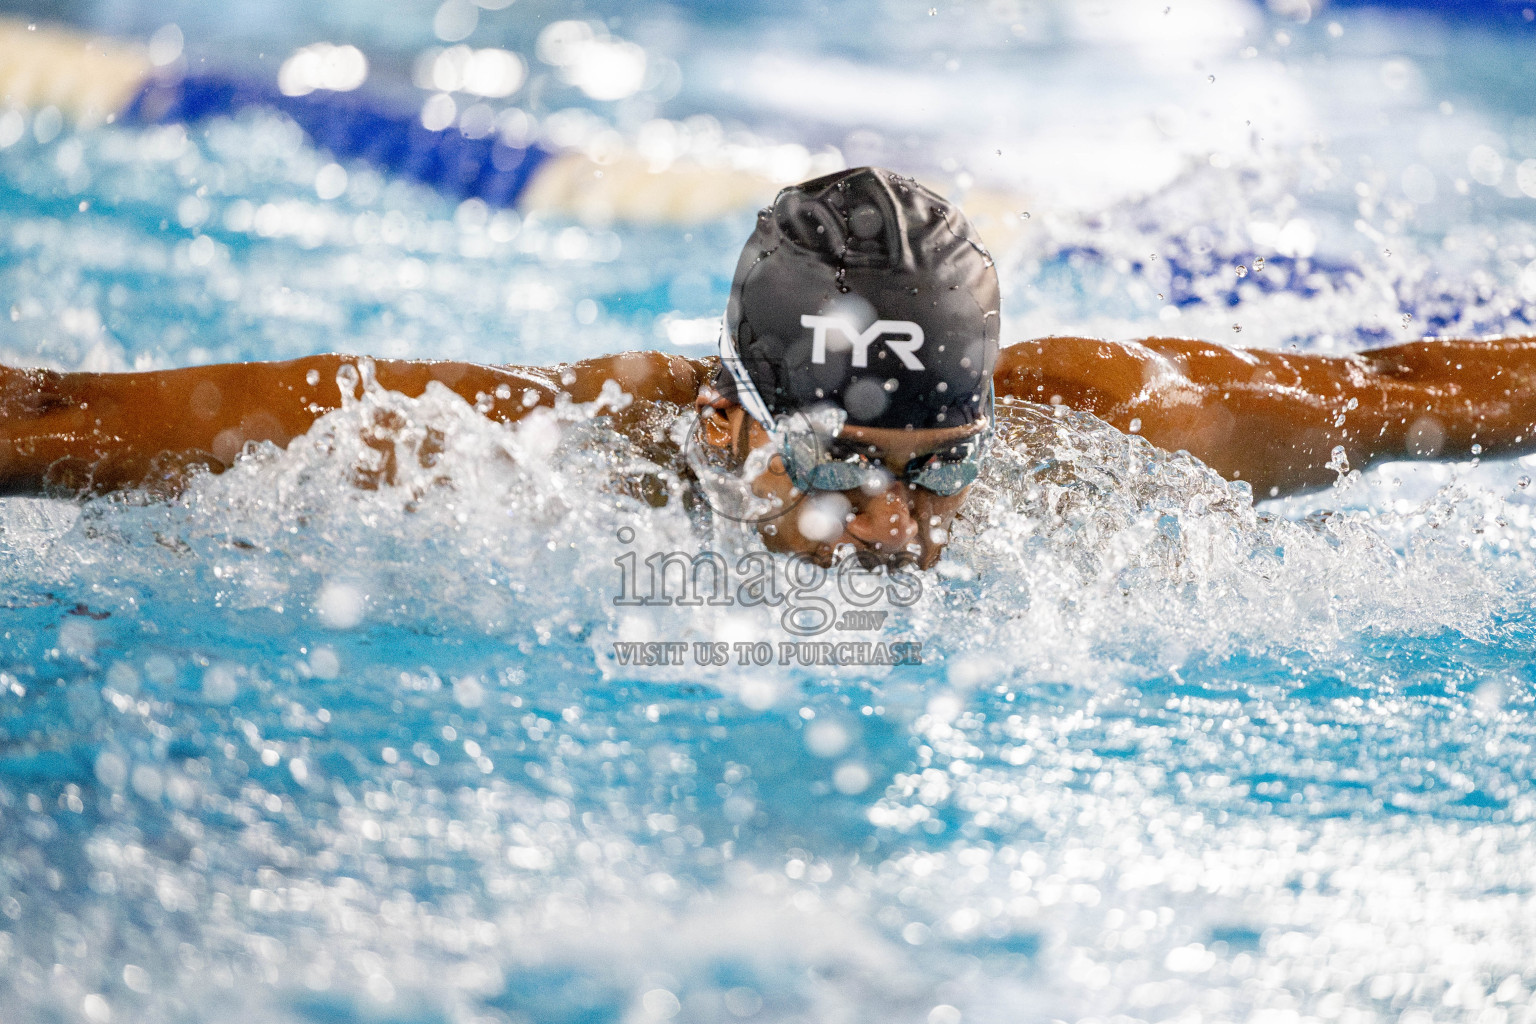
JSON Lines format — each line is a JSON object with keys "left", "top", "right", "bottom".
{"left": 8, "top": 334, "right": 1536, "bottom": 564}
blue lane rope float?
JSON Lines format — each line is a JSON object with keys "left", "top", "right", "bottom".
{"left": 121, "top": 70, "right": 554, "bottom": 209}
{"left": 0, "top": 17, "right": 793, "bottom": 223}
{"left": 1327, "top": 0, "right": 1536, "bottom": 24}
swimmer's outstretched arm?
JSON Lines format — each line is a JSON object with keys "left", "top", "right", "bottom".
{"left": 0, "top": 352, "right": 704, "bottom": 496}
{"left": 998, "top": 336, "right": 1536, "bottom": 497}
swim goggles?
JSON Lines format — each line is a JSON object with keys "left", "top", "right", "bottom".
{"left": 719, "top": 318, "right": 992, "bottom": 497}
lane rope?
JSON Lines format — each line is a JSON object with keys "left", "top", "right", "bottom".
{"left": 0, "top": 17, "right": 788, "bottom": 222}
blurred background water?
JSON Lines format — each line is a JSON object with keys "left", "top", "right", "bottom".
{"left": 3, "top": 0, "right": 1536, "bottom": 1022}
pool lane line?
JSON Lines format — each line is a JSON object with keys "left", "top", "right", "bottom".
{"left": 0, "top": 17, "right": 783, "bottom": 224}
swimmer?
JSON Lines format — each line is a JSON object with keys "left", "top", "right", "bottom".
{"left": 6, "top": 166, "right": 1536, "bottom": 571}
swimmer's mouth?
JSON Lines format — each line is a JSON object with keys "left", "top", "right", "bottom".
{"left": 862, "top": 547, "right": 919, "bottom": 571}
{"left": 816, "top": 539, "right": 920, "bottom": 571}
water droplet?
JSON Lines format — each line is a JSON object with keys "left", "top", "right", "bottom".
{"left": 1401, "top": 313, "right": 1413, "bottom": 326}
{"left": 1156, "top": 293, "right": 1164, "bottom": 300}
{"left": 1208, "top": 74, "right": 1216, "bottom": 84}
{"left": 1384, "top": 248, "right": 1392, "bottom": 257}
{"left": 929, "top": 6, "right": 937, "bottom": 13}
{"left": 1472, "top": 443, "right": 1483, "bottom": 455}
{"left": 1232, "top": 323, "right": 1242, "bottom": 333}
{"left": 1518, "top": 475, "right": 1530, "bottom": 490}
{"left": 1253, "top": 257, "right": 1266, "bottom": 271}
{"left": 1150, "top": 252, "right": 1158, "bottom": 260}
{"left": 1327, "top": 445, "right": 1350, "bottom": 476}
{"left": 1020, "top": 211, "right": 1030, "bottom": 219}
{"left": 1235, "top": 265, "right": 1248, "bottom": 278}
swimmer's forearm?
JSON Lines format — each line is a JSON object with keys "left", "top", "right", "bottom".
{"left": 0, "top": 356, "right": 391, "bottom": 495}
{"left": 1210, "top": 336, "right": 1536, "bottom": 491}
{"left": 0, "top": 352, "right": 705, "bottom": 496}
{"left": 997, "top": 336, "right": 1536, "bottom": 497}
{"left": 1353, "top": 337, "right": 1536, "bottom": 460}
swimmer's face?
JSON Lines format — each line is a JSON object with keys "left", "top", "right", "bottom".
{"left": 698, "top": 400, "right": 982, "bottom": 570}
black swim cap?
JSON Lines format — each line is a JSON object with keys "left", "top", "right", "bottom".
{"left": 722, "top": 166, "right": 999, "bottom": 430}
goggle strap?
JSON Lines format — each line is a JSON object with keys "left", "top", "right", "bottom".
{"left": 717, "top": 316, "right": 777, "bottom": 432}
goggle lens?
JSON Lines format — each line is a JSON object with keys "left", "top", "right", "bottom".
{"left": 777, "top": 387, "right": 992, "bottom": 497}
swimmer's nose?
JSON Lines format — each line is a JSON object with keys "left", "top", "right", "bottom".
{"left": 844, "top": 486, "right": 919, "bottom": 554}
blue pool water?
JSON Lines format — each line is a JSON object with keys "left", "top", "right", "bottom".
{"left": 4, "top": 1, "right": 1536, "bottom": 1021}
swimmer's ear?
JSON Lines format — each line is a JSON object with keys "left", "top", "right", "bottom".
{"left": 700, "top": 410, "right": 734, "bottom": 450}
{"left": 696, "top": 390, "right": 739, "bottom": 451}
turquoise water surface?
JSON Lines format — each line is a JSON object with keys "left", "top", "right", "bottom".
{"left": 3, "top": 1, "right": 1536, "bottom": 1022}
